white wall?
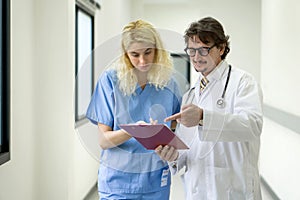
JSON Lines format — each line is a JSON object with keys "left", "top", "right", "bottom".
{"left": 261, "top": 0, "right": 300, "bottom": 114}
{"left": 260, "top": 0, "right": 300, "bottom": 199}
{"left": 33, "top": 0, "right": 75, "bottom": 199}
{"left": 0, "top": 0, "right": 36, "bottom": 199}
{"left": 0, "top": 0, "right": 132, "bottom": 200}
{"left": 93, "top": 0, "right": 133, "bottom": 80}
{"left": 139, "top": 0, "right": 262, "bottom": 86}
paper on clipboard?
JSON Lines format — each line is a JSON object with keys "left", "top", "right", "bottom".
{"left": 119, "top": 124, "right": 189, "bottom": 150}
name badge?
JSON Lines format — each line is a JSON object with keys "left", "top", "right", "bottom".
{"left": 161, "top": 169, "right": 169, "bottom": 187}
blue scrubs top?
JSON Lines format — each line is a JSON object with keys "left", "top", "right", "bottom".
{"left": 86, "top": 69, "right": 181, "bottom": 195}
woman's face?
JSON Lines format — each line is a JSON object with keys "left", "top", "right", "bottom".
{"left": 126, "top": 42, "right": 156, "bottom": 73}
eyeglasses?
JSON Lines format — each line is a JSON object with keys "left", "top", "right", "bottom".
{"left": 184, "top": 44, "right": 216, "bottom": 57}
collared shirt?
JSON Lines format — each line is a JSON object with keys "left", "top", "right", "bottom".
{"left": 86, "top": 69, "right": 181, "bottom": 194}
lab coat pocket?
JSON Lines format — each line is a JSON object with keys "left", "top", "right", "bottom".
{"left": 212, "top": 167, "right": 245, "bottom": 200}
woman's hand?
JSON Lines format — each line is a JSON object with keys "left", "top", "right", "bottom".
{"left": 155, "top": 145, "right": 178, "bottom": 162}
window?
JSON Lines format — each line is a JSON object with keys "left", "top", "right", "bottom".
{"left": 171, "top": 53, "right": 190, "bottom": 93}
{"left": 0, "top": 0, "right": 10, "bottom": 166}
{"left": 75, "top": 2, "right": 95, "bottom": 124}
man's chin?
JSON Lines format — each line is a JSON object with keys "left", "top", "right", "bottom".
{"left": 194, "top": 66, "right": 207, "bottom": 73}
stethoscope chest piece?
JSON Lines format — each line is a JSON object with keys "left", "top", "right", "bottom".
{"left": 216, "top": 98, "right": 225, "bottom": 108}
{"left": 215, "top": 65, "right": 232, "bottom": 109}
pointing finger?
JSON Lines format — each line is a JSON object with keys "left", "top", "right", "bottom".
{"left": 164, "top": 112, "right": 182, "bottom": 122}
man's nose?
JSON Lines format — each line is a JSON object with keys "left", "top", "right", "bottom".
{"left": 194, "top": 49, "right": 202, "bottom": 59}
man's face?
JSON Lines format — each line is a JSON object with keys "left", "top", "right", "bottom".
{"left": 187, "top": 36, "right": 224, "bottom": 76}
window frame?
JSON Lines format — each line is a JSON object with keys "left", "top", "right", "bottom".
{"left": 75, "top": 3, "right": 95, "bottom": 125}
{"left": 0, "top": 0, "right": 11, "bottom": 166}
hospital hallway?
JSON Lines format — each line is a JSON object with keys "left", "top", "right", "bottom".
{"left": 0, "top": 0, "right": 299, "bottom": 199}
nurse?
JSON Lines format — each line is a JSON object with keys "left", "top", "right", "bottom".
{"left": 86, "top": 20, "right": 181, "bottom": 200}
{"left": 155, "top": 17, "right": 263, "bottom": 199}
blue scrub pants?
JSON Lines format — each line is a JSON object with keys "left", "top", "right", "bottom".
{"left": 99, "top": 188, "right": 170, "bottom": 200}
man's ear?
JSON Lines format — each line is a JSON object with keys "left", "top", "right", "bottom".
{"left": 219, "top": 44, "right": 226, "bottom": 56}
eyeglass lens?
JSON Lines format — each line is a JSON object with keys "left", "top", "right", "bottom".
{"left": 186, "top": 47, "right": 210, "bottom": 56}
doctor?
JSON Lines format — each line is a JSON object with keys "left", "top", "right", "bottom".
{"left": 155, "top": 17, "right": 263, "bottom": 199}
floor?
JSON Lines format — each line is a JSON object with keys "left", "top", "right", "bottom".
{"left": 85, "top": 175, "right": 275, "bottom": 200}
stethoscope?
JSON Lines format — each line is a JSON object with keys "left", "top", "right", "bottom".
{"left": 186, "top": 65, "right": 232, "bottom": 109}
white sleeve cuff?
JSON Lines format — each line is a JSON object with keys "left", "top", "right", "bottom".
{"left": 168, "top": 151, "right": 187, "bottom": 175}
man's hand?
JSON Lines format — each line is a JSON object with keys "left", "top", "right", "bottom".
{"left": 155, "top": 145, "right": 178, "bottom": 162}
{"left": 164, "top": 104, "right": 203, "bottom": 127}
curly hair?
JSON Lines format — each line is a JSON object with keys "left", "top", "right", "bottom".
{"left": 115, "top": 19, "right": 173, "bottom": 96}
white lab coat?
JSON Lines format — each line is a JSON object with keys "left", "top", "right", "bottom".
{"left": 172, "top": 61, "right": 263, "bottom": 200}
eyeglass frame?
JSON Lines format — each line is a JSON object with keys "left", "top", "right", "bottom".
{"left": 184, "top": 44, "right": 216, "bottom": 57}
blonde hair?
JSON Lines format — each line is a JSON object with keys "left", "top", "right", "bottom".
{"left": 116, "top": 19, "right": 173, "bottom": 96}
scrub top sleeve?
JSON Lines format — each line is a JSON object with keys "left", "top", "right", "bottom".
{"left": 86, "top": 71, "right": 115, "bottom": 127}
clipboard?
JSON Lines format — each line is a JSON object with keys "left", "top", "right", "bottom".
{"left": 119, "top": 124, "right": 189, "bottom": 150}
